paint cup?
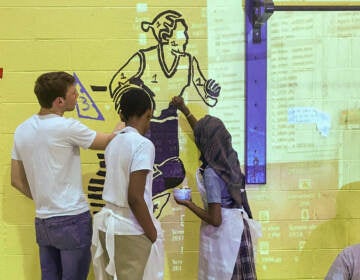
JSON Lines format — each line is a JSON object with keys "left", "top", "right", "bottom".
{"left": 173, "top": 186, "right": 192, "bottom": 200}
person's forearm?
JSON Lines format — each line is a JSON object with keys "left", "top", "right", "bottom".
{"left": 185, "top": 201, "right": 221, "bottom": 227}
{"left": 129, "top": 198, "right": 157, "bottom": 242}
{"left": 179, "top": 106, "right": 197, "bottom": 131}
{"left": 11, "top": 180, "right": 32, "bottom": 199}
{"left": 171, "top": 96, "right": 198, "bottom": 130}
{"left": 11, "top": 160, "right": 33, "bottom": 199}
{"left": 89, "top": 132, "right": 116, "bottom": 150}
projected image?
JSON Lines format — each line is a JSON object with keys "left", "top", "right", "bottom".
{"left": 251, "top": 9, "right": 360, "bottom": 279}
{"left": 80, "top": 3, "right": 360, "bottom": 279}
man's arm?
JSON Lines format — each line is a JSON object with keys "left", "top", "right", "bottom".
{"left": 11, "top": 159, "right": 32, "bottom": 199}
{"left": 89, "top": 132, "right": 116, "bottom": 150}
{"left": 89, "top": 121, "right": 125, "bottom": 150}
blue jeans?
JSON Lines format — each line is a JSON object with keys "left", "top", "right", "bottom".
{"left": 35, "top": 211, "right": 92, "bottom": 280}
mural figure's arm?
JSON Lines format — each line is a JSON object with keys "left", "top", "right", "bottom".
{"left": 11, "top": 159, "right": 32, "bottom": 199}
{"left": 191, "top": 56, "right": 221, "bottom": 107}
{"left": 109, "top": 52, "right": 144, "bottom": 102}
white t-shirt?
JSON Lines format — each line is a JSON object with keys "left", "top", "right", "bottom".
{"left": 102, "top": 126, "right": 155, "bottom": 234}
{"left": 11, "top": 114, "right": 96, "bottom": 218}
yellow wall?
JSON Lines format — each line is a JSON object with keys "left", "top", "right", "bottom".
{"left": 1, "top": 1, "right": 360, "bottom": 279}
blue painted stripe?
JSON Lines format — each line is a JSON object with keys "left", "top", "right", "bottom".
{"left": 245, "top": 0, "right": 267, "bottom": 184}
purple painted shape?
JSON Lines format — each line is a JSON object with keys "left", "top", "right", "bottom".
{"left": 245, "top": 0, "right": 267, "bottom": 184}
{"left": 145, "top": 104, "right": 185, "bottom": 195}
{"left": 73, "top": 72, "right": 105, "bottom": 121}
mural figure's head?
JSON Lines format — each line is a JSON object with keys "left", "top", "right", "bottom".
{"left": 118, "top": 86, "right": 154, "bottom": 134}
{"left": 34, "top": 71, "right": 78, "bottom": 111}
{"left": 141, "top": 10, "right": 189, "bottom": 54}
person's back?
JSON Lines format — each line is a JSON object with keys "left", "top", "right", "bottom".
{"left": 103, "top": 128, "right": 154, "bottom": 217}
{"left": 13, "top": 113, "right": 94, "bottom": 217}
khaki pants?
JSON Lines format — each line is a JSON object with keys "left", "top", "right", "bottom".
{"left": 98, "top": 231, "right": 152, "bottom": 280}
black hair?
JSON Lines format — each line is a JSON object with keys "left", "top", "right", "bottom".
{"left": 119, "top": 87, "right": 153, "bottom": 121}
{"left": 34, "top": 71, "right": 75, "bottom": 108}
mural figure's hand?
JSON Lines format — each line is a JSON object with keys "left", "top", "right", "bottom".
{"left": 204, "top": 79, "right": 221, "bottom": 98}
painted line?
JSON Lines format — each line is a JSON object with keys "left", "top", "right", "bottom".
{"left": 91, "top": 85, "right": 107, "bottom": 92}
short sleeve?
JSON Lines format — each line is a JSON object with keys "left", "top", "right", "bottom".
{"left": 11, "top": 142, "right": 20, "bottom": 160}
{"left": 204, "top": 167, "right": 222, "bottom": 204}
{"left": 11, "top": 129, "right": 22, "bottom": 160}
{"left": 131, "top": 140, "right": 155, "bottom": 172}
{"left": 67, "top": 119, "right": 97, "bottom": 149}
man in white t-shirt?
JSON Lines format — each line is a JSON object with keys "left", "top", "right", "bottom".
{"left": 11, "top": 71, "right": 119, "bottom": 280}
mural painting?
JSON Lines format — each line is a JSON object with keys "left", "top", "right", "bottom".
{"left": 81, "top": 10, "right": 221, "bottom": 217}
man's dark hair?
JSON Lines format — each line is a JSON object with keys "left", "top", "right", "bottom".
{"left": 34, "top": 72, "right": 75, "bottom": 108}
{"left": 119, "top": 87, "right": 153, "bottom": 121}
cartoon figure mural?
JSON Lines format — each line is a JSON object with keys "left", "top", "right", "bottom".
{"left": 86, "top": 10, "right": 221, "bottom": 217}
{"left": 109, "top": 10, "right": 221, "bottom": 197}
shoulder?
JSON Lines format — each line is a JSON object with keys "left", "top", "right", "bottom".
{"left": 64, "top": 117, "right": 83, "bottom": 126}
{"left": 64, "top": 117, "right": 93, "bottom": 131}
{"left": 139, "top": 46, "right": 157, "bottom": 54}
{"left": 204, "top": 166, "right": 226, "bottom": 189}
{"left": 131, "top": 135, "right": 155, "bottom": 157}
{"left": 14, "top": 115, "right": 37, "bottom": 133}
{"left": 19, "top": 115, "right": 37, "bottom": 125}
{"left": 119, "top": 132, "right": 154, "bottom": 150}
{"left": 137, "top": 135, "right": 154, "bottom": 150}
{"left": 204, "top": 166, "right": 220, "bottom": 178}
{"left": 343, "top": 244, "right": 360, "bottom": 258}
